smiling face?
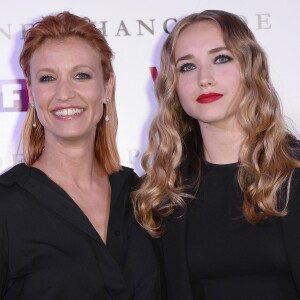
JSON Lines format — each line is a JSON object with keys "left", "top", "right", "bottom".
{"left": 175, "top": 20, "right": 244, "bottom": 131}
{"left": 28, "top": 36, "right": 113, "bottom": 144}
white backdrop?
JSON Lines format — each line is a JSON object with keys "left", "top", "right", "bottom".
{"left": 1, "top": 0, "right": 299, "bottom": 174}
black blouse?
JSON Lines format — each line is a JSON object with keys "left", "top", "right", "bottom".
{"left": 0, "top": 163, "right": 161, "bottom": 300}
{"left": 187, "top": 162, "right": 299, "bottom": 299}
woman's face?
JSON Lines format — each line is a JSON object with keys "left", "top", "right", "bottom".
{"left": 27, "top": 36, "right": 113, "bottom": 144}
{"left": 175, "top": 20, "right": 244, "bottom": 131}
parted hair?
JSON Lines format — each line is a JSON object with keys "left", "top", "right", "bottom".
{"left": 19, "top": 11, "right": 121, "bottom": 174}
{"left": 133, "top": 9, "right": 300, "bottom": 237}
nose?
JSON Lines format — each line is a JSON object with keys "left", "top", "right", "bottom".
{"left": 200, "top": 80, "right": 214, "bottom": 87}
{"left": 55, "top": 77, "right": 75, "bottom": 101}
{"left": 198, "top": 65, "right": 215, "bottom": 88}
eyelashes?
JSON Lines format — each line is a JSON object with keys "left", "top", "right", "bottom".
{"left": 179, "top": 63, "right": 196, "bottom": 73}
{"left": 177, "top": 54, "right": 233, "bottom": 73}
{"left": 215, "top": 54, "right": 232, "bottom": 64}
{"left": 39, "top": 75, "right": 54, "bottom": 82}
{"left": 38, "top": 72, "right": 92, "bottom": 82}
{"left": 75, "top": 72, "right": 91, "bottom": 79}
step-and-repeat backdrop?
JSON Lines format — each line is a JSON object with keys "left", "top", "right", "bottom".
{"left": 1, "top": 0, "right": 299, "bottom": 174}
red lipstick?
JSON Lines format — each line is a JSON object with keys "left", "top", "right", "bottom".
{"left": 196, "top": 93, "right": 223, "bottom": 104}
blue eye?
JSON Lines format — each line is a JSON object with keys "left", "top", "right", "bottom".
{"left": 179, "top": 63, "right": 196, "bottom": 73}
{"left": 75, "top": 72, "right": 91, "bottom": 79}
{"left": 215, "top": 55, "right": 232, "bottom": 64}
{"left": 39, "top": 75, "right": 55, "bottom": 82}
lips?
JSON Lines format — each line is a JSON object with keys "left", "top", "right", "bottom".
{"left": 196, "top": 93, "right": 223, "bottom": 104}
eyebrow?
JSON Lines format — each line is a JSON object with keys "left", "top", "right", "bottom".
{"left": 35, "top": 64, "right": 95, "bottom": 76}
{"left": 36, "top": 67, "right": 53, "bottom": 73}
{"left": 175, "top": 46, "right": 228, "bottom": 65}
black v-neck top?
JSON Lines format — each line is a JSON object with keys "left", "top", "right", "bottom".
{"left": 186, "top": 162, "right": 299, "bottom": 299}
{"left": 0, "top": 163, "right": 161, "bottom": 300}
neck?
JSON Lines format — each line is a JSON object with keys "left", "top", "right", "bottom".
{"left": 199, "top": 121, "right": 245, "bottom": 164}
{"left": 33, "top": 136, "right": 104, "bottom": 186}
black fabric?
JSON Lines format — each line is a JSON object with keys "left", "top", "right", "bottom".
{"left": 162, "top": 162, "right": 300, "bottom": 300}
{"left": 0, "top": 163, "right": 161, "bottom": 300}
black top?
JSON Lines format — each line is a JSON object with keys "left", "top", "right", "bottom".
{"left": 161, "top": 162, "right": 300, "bottom": 300}
{"left": 0, "top": 163, "right": 161, "bottom": 300}
{"left": 187, "top": 162, "right": 298, "bottom": 299}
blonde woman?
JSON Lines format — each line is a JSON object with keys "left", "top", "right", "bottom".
{"left": 134, "top": 10, "right": 300, "bottom": 299}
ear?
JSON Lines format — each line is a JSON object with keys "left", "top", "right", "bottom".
{"left": 104, "top": 74, "right": 115, "bottom": 103}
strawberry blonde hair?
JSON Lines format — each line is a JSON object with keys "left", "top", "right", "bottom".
{"left": 19, "top": 11, "right": 120, "bottom": 173}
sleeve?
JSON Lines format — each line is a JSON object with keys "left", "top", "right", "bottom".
{"left": 281, "top": 168, "right": 300, "bottom": 295}
{"left": 126, "top": 219, "right": 166, "bottom": 300}
{"left": 126, "top": 170, "right": 166, "bottom": 299}
{"left": 0, "top": 187, "right": 9, "bottom": 298}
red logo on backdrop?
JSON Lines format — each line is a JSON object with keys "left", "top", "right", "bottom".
{"left": 0, "top": 79, "right": 29, "bottom": 112}
{"left": 149, "top": 67, "right": 158, "bottom": 81}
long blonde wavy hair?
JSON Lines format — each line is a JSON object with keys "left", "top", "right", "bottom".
{"left": 133, "top": 10, "right": 300, "bottom": 238}
{"left": 19, "top": 11, "right": 121, "bottom": 174}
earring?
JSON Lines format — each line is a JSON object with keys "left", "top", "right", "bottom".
{"left": 105, "top": 98, "right": 110, "bottom": 122}
{"left": 32, "top": 104, "right": 37, "bottom": 128}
